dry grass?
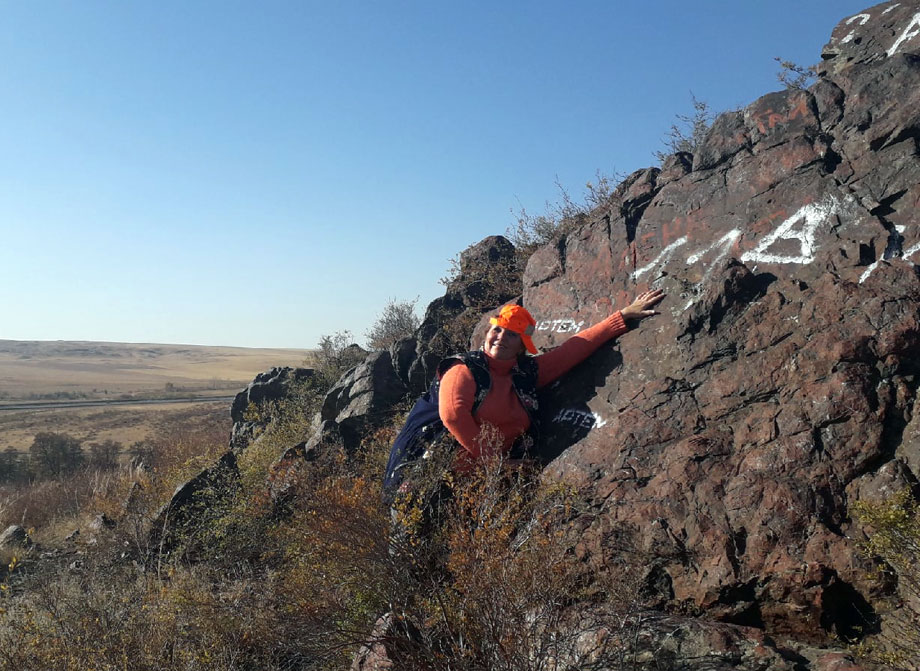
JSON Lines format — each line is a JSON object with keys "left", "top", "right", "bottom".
{"left": 0, "top": 401, "right": 229, "bottom": 453}
{"left": 0, "top": 338, "right": 304, "bottom": 453}
{"left": 0, "top": 339, "right": 311, "bottom": 400}
{"left": 0, "top": 404, "right": 648, "bottom": 671}
{"left": 0, "top": 408, "right": 229, "bottom": 537}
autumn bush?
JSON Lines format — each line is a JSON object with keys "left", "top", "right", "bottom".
{"left": 0, "top": 394, "right": 646, "bottom": 670}
{"left": 309, "top": 330, "right": 368, "bottom": 388}
{"left": 507, "top": 172, "right": 617, "bottom": 258}
{"left": 365, "top": 297, "right": 420, "bottom": 351}
{"left": 257, "top": 422, "right": 647, "bottom": 670}
{"left": 852, "top": 488, "right": 920, "bottom": 670}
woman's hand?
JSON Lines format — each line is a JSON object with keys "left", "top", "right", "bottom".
{"left": 620, "top": 289, "right": 666, "bottom": 322}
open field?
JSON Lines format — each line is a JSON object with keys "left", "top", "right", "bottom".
{"left": 0, "top": 340, "right": 313, "bottom": 452}
{"left": 0, "top": 340, "right": 312, "bottom": 401}
{"left": 0, "top": 400, "right": 231, "bottom": 453}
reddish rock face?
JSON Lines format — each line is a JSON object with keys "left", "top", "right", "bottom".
{"left": 525, "top": 0, "right": 920, "bottom": 644}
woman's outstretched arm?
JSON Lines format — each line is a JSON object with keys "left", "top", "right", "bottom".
{"left": 536, "top": 289, "right": 665, "bottom": 387}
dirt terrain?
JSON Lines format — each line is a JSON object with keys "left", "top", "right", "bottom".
{"left": 0, "top": 340, "right": 312, "bottom": 400}
{"left": 0, "top": 340, "right": 312, "bottom": 452}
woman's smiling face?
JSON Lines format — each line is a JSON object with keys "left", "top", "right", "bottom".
{"left": 484, "top": 324, "right": 524, "bottom": 360}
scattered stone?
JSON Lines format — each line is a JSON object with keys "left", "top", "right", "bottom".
{"left": 0, "top": 525, "right": 30, "bottom": 550}
{"left": 89, "top": 513, "right": 116, "bottom": 532}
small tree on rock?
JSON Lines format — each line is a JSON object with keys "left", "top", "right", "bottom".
{"left": 654, "top": 93, "right": 714, "bottom": 164}
{"left": 775, "top": 57, "right": 818, "bottom": 90}
{"left": 365, "top": 298, "right": 420, "bottom": 351}
{"left": 314, "top": 330, "right": 367, "bottom": 387}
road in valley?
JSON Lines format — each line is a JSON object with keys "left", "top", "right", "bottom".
{"left": 0, "top": 396, "right": 235, "bottom": 412}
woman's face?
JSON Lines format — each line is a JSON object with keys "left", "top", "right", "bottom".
{"left": 484, "top": 324, "right": 524, "bottom": 360}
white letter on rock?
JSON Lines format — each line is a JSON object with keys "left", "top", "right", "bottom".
{"left": 888, "top": 12, "right": 920, "bottom": 56}
{"left": 740, "top": 199, "right": 838, "bottom": 265}
{"left": 683, "top": 230, "right": 742, "bottom": 309}
{"left": 841, "top": 14, "right": 872, "bottom": 44}
{"left": 632, "top": 236, "right": 688, "bottom": 280}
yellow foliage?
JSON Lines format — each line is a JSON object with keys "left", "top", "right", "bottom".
{"left": 852, "top": 488, "right": 920, "bottom": 670}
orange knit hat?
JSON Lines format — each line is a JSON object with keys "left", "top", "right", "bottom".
{"left": 489, "top": 304, "right": 538, "bottom": 354}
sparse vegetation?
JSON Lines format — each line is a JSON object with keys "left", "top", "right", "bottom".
{"left": 775, "top": 57, "right": 818, "bottom": 90}
{"left": 365, "top": 297, "right": 420, "bottom": 351}
{"left": 852, "top": 488, "right": 920, "bottom": 670}
{"left": 312, "top": 330, "right": 368, "bottom": 387}
{"left": 0, "top": 397, "right": 647, "bottom": 670}
{"left": 653, "top": 93, "right": 714, "bottom": 164}
{"left": 506, "top": 171, "right": 618, "bottom": 257}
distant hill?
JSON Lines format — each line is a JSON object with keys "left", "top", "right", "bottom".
{"left": 0, "top": 340, "right": 313, "bottom": 401}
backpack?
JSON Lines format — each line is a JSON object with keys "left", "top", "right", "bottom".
{"left": 381, "top": 351, "right": 539, "bottom": 505}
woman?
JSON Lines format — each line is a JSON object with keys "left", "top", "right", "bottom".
{"left": 439, "top": 289, "right": 665, "bottom": 471}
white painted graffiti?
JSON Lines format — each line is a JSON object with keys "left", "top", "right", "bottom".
{"left": 888, "top": 12, "right": 920, "bottom": 56}
{"left": 841, "top": 13, "right": 871, "bottom": 43}
{"left": 683, "top": 230, "right": 743, "bottom": 309}
{"left": 552, "top": 408, "right": 607, "bottom": 430}
{"left": 632, "top": 236, "right": 689, "bottom": 280}
{"left": 633, "top": 199, "right": 841, "bottom": 286}
{"left": 739, "top": 198, "right": 839, "bottom": 265}
{"left": 629, "top": 197, "right": 850, "bottom": 310}
{"left": 536, "top": 318, "right": 585, "bottom": 334}
{"left": 860, "top": 237, "right": 920, "bottom": 283}
{"left": 833, "top": 5, "right": 920, "bottom": 57}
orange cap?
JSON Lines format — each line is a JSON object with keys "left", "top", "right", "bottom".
{"left": 489, "top": 304, "right": 538, "bottom": 354}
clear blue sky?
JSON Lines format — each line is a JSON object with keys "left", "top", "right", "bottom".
{"left": 0, "top": 1, "right": 872, "bottom": 348}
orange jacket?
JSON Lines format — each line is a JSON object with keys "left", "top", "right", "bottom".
{"left": 439, "top": 311, "right": 628, "bottom": 469}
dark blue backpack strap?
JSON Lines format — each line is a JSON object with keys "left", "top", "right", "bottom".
{"left": 511, "top": 354, "right": 539, "bottom": 419}
{"left": 509, "top": 354, "right": 541, "bottom": 458}
{"left": 382, "top": 352, "right": 492, "bottom": 504}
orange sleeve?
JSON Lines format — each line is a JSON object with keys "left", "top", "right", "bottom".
{"left": 438, "top": 363, "right": 483, "bottom": 458}
{"left": 536, "top": 311, "right": 628, "bottom": 387}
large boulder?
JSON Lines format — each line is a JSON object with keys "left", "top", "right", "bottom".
{"left": 320, "top": 351, "right": 409, "bottom": 452}
{"left": 147, "top": 451, "right": 240, "bottom": 557}
{"left": 519, "top": 0, "right": 920, "bottom": 645}
{"left": 229, "top": 366, "right": 316, "bottom": 451}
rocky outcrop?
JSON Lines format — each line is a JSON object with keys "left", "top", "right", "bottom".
{"left": 522, "top": 0, "right": 920, "bottom": 645}
{"left": 229, "top": 366, "right": 316, "bottom": 451}
{"left": 148, "top": 451, "right": 240, "bottom": 556}
{"left": 178, "top": 3, "right": 917, "bottom": 665}
{"left": 404, "top": 235, "right": 521, "bottom": 394}
{"left": 225, "top": 237, "right": 521, "bottom": 469}
{"left": 266, "top": 235, "right": 523, "bottom": 468}
{"left": 319, "top": 351, "right": 409, "bottom": 452}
